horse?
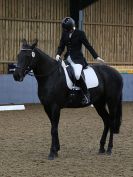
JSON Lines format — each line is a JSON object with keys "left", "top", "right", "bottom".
{"left": 13, "top": 39, "right": 123, "bottom": 160}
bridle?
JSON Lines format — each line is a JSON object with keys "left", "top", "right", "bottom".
{"left": 16, "top": 48, "right": 61, "bottom": 78}
{"left": 16, "top": 48, "right": 36, "bottom": 76}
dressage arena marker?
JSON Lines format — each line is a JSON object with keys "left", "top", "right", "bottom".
{"left": 0, "top": 105, "right": 25, "bottom": 111}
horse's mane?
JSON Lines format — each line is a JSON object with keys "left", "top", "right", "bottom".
{"left": 35, "top": 47, "right": 56, "bottom": 62}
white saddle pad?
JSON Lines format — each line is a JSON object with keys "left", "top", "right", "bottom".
{"left": 83, "top": 66, "right": 99, "bottom": 89}
{"left": 62, "top": 62, "right": 99, "bottom": 90}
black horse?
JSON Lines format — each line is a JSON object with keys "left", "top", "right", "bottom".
{"left": 13, "top": 39, "right": 123, "bottom": 160}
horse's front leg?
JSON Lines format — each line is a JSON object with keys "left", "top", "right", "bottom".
{"left": 106, "top": 128, "right": 113, "bottom": 155}
{"left": 44, "top": 104, "right": 60, "bottom": 160}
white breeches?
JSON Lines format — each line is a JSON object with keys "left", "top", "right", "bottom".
{"left": 67, "top": 56, "right": 83, "bottom": 80}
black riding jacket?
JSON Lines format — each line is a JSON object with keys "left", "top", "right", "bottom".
{"left": 56, "top": 29, "right": 99, "bottom": 66}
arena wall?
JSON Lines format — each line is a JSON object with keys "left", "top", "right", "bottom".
{"left": 0, "top": 74, "right": 132, "bottom": 104}
{"left": 0, "top": 0, "right": 133, "bottom": 73}
{"left": 84, "top": 0, "right": 133, "bottom": 66}
{"left": 0, "top": 0, "right": 69, "bottom": 73}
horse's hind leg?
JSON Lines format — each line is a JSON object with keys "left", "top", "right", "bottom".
{"left": 44, "top": 104, "right": 60, "bottom": 160}
{"left": 106, "top": 98, "right": 122, "bottom": 155}
{"left": 94, "top": 102, "right": 110, "bottom": 154}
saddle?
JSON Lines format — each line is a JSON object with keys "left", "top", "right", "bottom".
{"left": 59, "top": 60, "right": 99, "bottom": 107}
{"left": 60, "top": 59, "right": 99, "bottom": 90}
{"left": 64, "top": 60, "right": 85, "bottom": 85}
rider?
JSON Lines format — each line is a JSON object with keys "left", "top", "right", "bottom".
{"left": 56, "top": 17, "right": 104, "bottom": 104}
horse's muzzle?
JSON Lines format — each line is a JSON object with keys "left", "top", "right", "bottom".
{"left": 13, "top": 68, "right": 24, "bottom": 82}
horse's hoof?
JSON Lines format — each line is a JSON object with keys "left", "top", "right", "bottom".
{"left": 48, "top": 152, "right": 58, "bottom": 160}
{"left": 106, "top": 149, "right": 112, "bottom": 155}
{"left": 98, "top": 148, "right": 106, "bottom": 154}
{"left": 48, "top": 155, "right": 54, "bottom": 160}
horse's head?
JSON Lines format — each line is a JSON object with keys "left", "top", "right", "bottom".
{"left": 13, "top": 39, "right": 38, "bottom": 81}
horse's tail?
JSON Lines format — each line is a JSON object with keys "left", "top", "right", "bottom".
{"left": 113, "top": 93, "right": 122, "bottom": 134}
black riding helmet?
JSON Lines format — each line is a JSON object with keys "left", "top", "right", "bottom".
{"left": 62, "top": 17, "right": 75, "bottom": 31}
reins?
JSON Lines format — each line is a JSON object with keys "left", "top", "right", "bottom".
{"left": 27, "top": 62, "right": 60, "bottom": 78}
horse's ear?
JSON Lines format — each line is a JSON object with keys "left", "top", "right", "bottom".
{"left": 21, "top": 39, "right": 27, "bottom": 45}
{"left": 31, "top": 39, "right": 38, "bottom": 49}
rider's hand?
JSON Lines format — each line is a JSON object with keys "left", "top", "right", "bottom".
{"left": 55, "top": 55, "right": 61, "bottom": 61}
{"left": 96, "top": 57, "right": 104, "bottom": 63}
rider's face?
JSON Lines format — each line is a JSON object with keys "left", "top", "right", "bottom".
{"left": 63, "top": 28, "right": 74, "bottom": 33}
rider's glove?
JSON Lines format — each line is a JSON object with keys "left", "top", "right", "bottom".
{"left": 96, "top": 57, "right": 105, "bottom": 63}
{"left": 55, "top": 55, "right": 61, "bottom": 61}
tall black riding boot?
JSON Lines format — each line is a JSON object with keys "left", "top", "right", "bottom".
{"left": 78, "top": 74, "right": 90, "bottom": 105}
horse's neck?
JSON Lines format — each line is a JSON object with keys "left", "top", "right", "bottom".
{"left": 33, "top": 48, "right": 67, "bottom": 93}
{"left": 33, "top": 48, "right": 57, "bottom": 76}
